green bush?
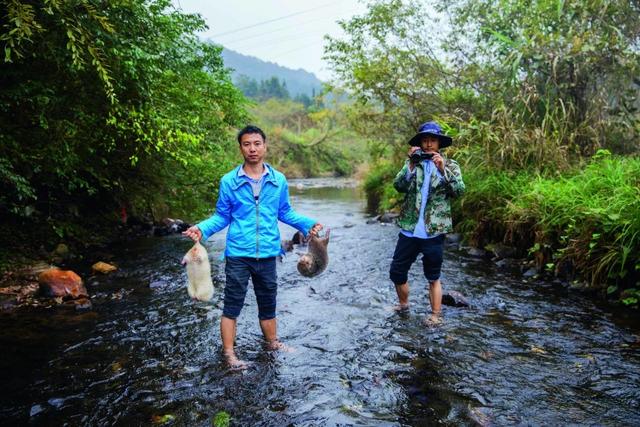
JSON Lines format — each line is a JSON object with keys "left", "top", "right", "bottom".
{"left": 362, "top": 159, "right": 398, "bottom": 214}
{"left": 247, "top": 98, "right": 367, "bottom": 178}
{"left": 457, "top": 151, "right": 640, "bottom": 301}
{"left": 506, "top": 151, "right": 640, "bottom": 290}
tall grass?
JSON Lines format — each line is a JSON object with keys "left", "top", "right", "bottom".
{"left": 453, "top": 165, "right": 533, "bottom": 248}
{"left": 507, "top": 152, "right": 640, "bottom": 285}
{"left": 458, "top": 151, "right": 640, "bottom": 301}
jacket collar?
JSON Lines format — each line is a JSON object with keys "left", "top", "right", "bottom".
{"left": 231, "top": 162, "right": 278, "bottom": 190}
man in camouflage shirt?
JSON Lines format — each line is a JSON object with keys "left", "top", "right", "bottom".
{"left": 389, "top": 121, "right": 465, "bottom": 325}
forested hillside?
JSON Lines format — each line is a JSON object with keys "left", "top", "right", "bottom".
{"left": 220, "top": 48, "right": 323, "bottom": 99}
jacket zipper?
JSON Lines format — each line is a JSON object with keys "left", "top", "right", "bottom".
{"left": 255, "top": 195, "right": 260, "bottom": 260}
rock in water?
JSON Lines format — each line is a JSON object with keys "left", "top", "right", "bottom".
{"left": 441, "top": 290, "right": 470, "bottom": 307}
{"left": 38, "top": 268, "right": 88, "bottom": 299}
{"left": 92, "top": 261, "right": 117, "bottom": 274}
{"left": 181, "top": 242, "right": 214, "bottom": 301}
{"left": 297, "top": 229, "right": 330, "bottom": 278}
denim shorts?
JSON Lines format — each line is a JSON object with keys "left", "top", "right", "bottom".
{"left": 389, "top": 233, "right": 445, "bottom": 284}
{"left": 223, "top": 256, "right": 277, "bottom": 320}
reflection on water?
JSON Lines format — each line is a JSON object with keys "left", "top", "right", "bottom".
{"left": 1, "top": 178, "right": 640, "bottom": 426}
{"left": 289, "top": 177, "right": 363, "bottom": 202}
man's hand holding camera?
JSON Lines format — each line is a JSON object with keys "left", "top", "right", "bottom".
{"left": 407, "top": 146, "right": 421, "bottom": 171}
{"left": 408, "top": 146, "right": 445, "bottom": 173}
{"left": 431, "top": 152, "right": 444, "bottom": 173}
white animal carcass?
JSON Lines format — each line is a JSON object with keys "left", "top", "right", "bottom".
{"left": 181, "top": 242, "right": 214, "bottom": 301}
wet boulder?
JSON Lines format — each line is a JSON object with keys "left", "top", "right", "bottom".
{"left": 522, "top": 267, "right": 538, "bottom": 279}
{"left": 38, "top": 268, "right": 87, "bottom": 299}
{"left": 365, "top": 213, "right": 399, "bottom": 224}
{"left": 466, "top": 247, "right": 489, "bottom": 258}
{"left": 485, "top": 242, "right": 517, "bottom": 260}
{"left": 379, "top": 212, "right": 399, "bottom": 223}
{"left": 441, "top": 290, "right": 470, "bottom": 307}
{"left": 366, "top": 216, "right": 379, "bottom": 224}
{"left": 161, "top": 217, "right": 191, "bottom": 233}
{"left": 51, "top": 243, "right": 74, "bottom": 265}
{"left": 91, "top": 261, "right": 117, "bottom": 275}
{"left": 53, "top": 243, "right": 70, "bottom": 259}
{"left": 445, "top": 233, "right": 462, "bottom": 246}
{"left": 494, "top": 258, "right": 521, "bottom": 273}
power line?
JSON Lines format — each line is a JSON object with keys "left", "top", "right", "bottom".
{"left": 219, "top": 8, "right": 360, "bottom": 53}
{"left": 211, "top": 1, "right": 344, "bottom": 38}
{"left": 219, "top": 13, "right": 344, "bottom": 45}
{"left": 225, "top": 32, "right": 320, "bottom": 51}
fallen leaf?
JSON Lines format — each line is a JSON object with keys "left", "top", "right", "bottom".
{"left": 0, "top": 286, "right": 21, "bottom": 294}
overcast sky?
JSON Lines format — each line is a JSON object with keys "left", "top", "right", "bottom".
{"left": 172, "top": 0, "right": 368, "bottom": 81}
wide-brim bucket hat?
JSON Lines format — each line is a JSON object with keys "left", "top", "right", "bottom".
{"left": 408, "top": 121, "right": 452, "bottom": 148}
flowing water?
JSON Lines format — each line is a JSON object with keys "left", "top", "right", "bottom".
{"left": 1, "top": 178, "right": 640, "bottom": 426}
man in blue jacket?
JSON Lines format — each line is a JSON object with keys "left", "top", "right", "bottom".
{"left": 183, "top": 125, "right": 322, "bottom": 368}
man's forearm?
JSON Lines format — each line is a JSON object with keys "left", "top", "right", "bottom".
{"left": 197, "top": 213, "right": 229, "bottom": 241}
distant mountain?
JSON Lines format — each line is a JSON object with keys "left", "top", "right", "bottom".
{"left": 219, "top": 47, "right": 324, "bottom": 98}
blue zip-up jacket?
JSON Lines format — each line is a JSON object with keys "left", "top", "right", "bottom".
{"left": 196, "top": 163, "right": 317, "bottom": 258}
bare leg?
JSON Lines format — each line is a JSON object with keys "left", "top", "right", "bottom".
{"left": 220, "top": 316, "right": 247, "bottom": 368}
{"left": 427, "top": 279, "right": 442, "bottom": 324}
{"left": 259, "top": 318, "right": 277, "bottom": 342}
{"left": 260, "top": 318, "right": 294, "bottom": 351}
{"left": 393, "top": 283, "right": 410, "bottom": 310}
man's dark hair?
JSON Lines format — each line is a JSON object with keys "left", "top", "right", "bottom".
{"left": 237, "top": 125, "right": 266, "bottom": 144}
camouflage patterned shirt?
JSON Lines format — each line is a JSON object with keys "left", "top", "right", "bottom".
{"left": 393, "top": 155, "right": 465, "bottom": 234}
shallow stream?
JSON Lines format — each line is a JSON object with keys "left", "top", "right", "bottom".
{"left": 1, "top": 178, "right": 639, "bottom": 426}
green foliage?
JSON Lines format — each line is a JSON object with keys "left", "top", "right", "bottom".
{"left": 438, "top": 0, "right": 640, "bottom": 169}
{"left": 0, "top": 0, "right": 248, "bottom": 238}
{"left": 453, "top": 166, "right": 533, "bottom": 246}
{"left": 505, "top": 154, "right": 640, "bottom": 286}
{"left": 326, "top": 0, "right": 640, "bottom": 171}
{"left": 445, "top": 0, "right": 640, "bottom": 151}
{"left": 248, "top": 97, "right": 367, "bottom": 178}
{"left": 457, "top": 154, "right": 640, "bottom": 294}
{"left": 2, "top": 0, "right": 117, "bottom": 99}
{"left": 325, "top": 0, "right": 463, "bottom": 149}
{"left": 362, "top": 159, "right": 398, "bottom": 213}
{"left": 212, "top": 411, "right": 231, "bottom": 427}
{"left": 293, "top": 92, "right": 313, "bottom": 108}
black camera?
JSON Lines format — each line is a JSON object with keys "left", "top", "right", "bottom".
{"left": 410, "top": 150, "right": 434, "bottom": 163}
